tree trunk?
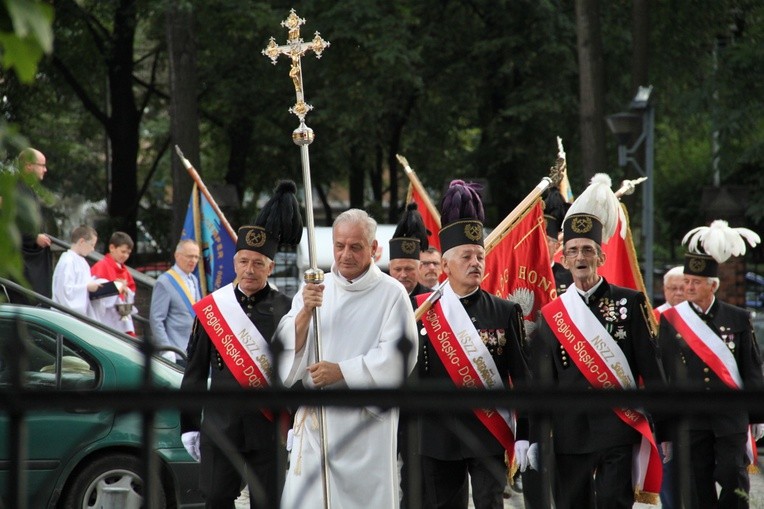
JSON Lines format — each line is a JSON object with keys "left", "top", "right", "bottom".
{"left": 106, "top": 0, "right": 140, "bottom": 242}
{"left": 575, "top": 0, "right": 607, "bottom": 181}
{"left": 166, "top": 0, "right": 201, "bottom": 245}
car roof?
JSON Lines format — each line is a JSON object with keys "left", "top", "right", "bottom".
{"left": 0, "top": 304, "right": 183, "bottom": 388}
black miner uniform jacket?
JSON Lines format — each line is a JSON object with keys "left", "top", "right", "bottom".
{"left": 658, "top": 298, "right": 764, "bottom": 434}
{"left": 552, "top": 261, "right": 573, "bottom": 296}
{"left": 531, "top": 278, "right": 666, "bottom": 453}
{"left": 418, "top": 287, "right": 530, "bottom": 459}
{"left": 181, "top": 284, "right": 292, "bottom": 450}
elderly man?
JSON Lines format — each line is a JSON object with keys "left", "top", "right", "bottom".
{"left": 417, "top": 180, "right": 530, "bottom": 509}
{"left": 181, "top": 181, "right": 302, "bottom": 509}
{"left": 418, "top": 247, "right": 442, "bottom": 290}
{"left": 150, "top": 239, "right": 201, "bottom": 364}
{"left": 533, "top": 174, "right": 666, "bottom": 508}
{"left": 278, "top": 208, "right": 418, "bottom": 509}
{"left": 654, "top": 266, "right": 685, "bottom": 320}
{"left": 659, "top": 220, "right": 762, "bottom": 509}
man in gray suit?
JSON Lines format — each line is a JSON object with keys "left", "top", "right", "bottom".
{"left": 150, "top": 239, "right": 201, "bottom": 365}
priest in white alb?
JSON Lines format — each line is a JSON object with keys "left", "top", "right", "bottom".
{"left": 277, "top": 208, "right": 418, "bottom": 509}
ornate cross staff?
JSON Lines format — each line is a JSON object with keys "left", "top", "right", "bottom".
{"left": 263, "top": 10, "right": 332, "bottom": 508}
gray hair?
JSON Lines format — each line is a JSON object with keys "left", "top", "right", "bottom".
{"left": 663, "top": 266, "right": 684, "bottom": 284}
{"left": 709, "top": 276, "right": 720, "bottom": 293}
{"left": 175, "top": 239, "right": 200, "bottom": 253}
{"left": 333, "top": 209, "right": 377, "bottom": 245}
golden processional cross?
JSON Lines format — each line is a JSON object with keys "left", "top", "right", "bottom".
{"left": 263, "top": 10, "right": 332, "bottom": 509}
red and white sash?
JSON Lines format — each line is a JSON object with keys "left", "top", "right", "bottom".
{"left": 417, "top": 285, "right": 517, "bottom": 457}
{"left": 193, "top": 283, "right": 274, "bottom": 420}
{"left": 662, "top": 301, "right": 758, "bottom": 467}
{"left": 662, "top": 301, "right": 742, "bottom": 388}
{"left": 541, "top": 289, "right": 662, "bottom": 501}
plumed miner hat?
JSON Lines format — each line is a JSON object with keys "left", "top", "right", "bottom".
{"left": 543, "top": 186, "right": 570, "bottom": 238}
{"left": 682, "top": 220, "right": 760, "bottom": 278}
{"left": 390, "top": 202, "right": 429, "bottom": 260}
{"left": 562, "top": 173, "right": 624, "bottom": 245}
{"left": 237, "top": 180, "right": 303, "bottom": 259}
{"left": 438, "top": 180, "right": 485, "bottom": 254}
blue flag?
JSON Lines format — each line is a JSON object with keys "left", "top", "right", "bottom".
{"left": 181, "top": 185, "right": 236, "bottom": 295}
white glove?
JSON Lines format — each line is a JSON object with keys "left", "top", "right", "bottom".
{"left": 527, "top": 442, "right": 539, "bottom": 471}
{"left": 286, "top": 428, "right": 294, "bottom": 452}
{"left": 182, "top": 431, "right": 201, "bottom": 462}
{"left": 661, "top": 442, "right": 673, "bottom": 463}
{"left": 160, "top": 351, "right": 176, "bottom": 362}
{"left": 753, "top": 424, "right": 764, "bottom": 442}
{"left": 514, "top": 440, "right": 530, "bottom": 472}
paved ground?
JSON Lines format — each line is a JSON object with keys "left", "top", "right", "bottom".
{"left": 235, "top": 463, "right": 764, "bottom": 508}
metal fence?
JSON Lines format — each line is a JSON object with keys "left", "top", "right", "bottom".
{"left": 3, "top": 278, "right": 764, "bottom": 508}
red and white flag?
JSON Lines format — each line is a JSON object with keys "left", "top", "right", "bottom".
{"left": 483, "top": 200, "right": 556, "bottom": 330}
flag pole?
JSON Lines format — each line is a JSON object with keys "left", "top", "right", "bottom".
{"left": 190, "top": 183, "right": 208, "bottom": 296}
{"left": 415, "top": 149, "right": 566, "bottom": 321}
{"left": 263, "top": 10, "right": 333, "bottom": 508}
{"left": 175, "top": 146, "right": 238, "bottom": 242}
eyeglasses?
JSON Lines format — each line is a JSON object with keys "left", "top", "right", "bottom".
{"left": 563, "top": 246, "right": 598, "bottom": 258}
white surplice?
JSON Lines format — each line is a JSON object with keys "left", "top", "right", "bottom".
{"left": 52, "top": 250, "right": 95, "bottom": 317}
{"left": 277, "top": 263, "right": 418, "bottom": 509}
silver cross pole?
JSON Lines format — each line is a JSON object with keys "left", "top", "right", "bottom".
{"left": 263, "top": 10, "right": 332, "bottom": 508}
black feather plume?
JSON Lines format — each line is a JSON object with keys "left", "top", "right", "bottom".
{"left": 254, "top": 180, "right": 303, "bottom": 246}
{"left": 543, "top": 186, "right": 570, "bottom": 225}
{"left": 393, "top": 202, "right": 429, "bottom": 252}
{"left": 439, "top": 180, "right": 484, "bottom": 225}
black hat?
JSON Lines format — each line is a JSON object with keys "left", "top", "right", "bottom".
{"left": 238, "top": 180, "right": 303, "bottom": 259}
{"left": 543, "top": 186, "right": 570, "bottom": 238}
{"left": 683, "top": 253, "right": 718, "bottom": 277}
{"left": 390, "top": 203, "right": 429, "bottom": 260}
{"left": 562, "top": 173, "right": 622, "bottom": 246}
{"left": 438, "top": 180, "right": 484, "bottom": 254}
{"left": 682, "top": 219, "right": 760, "bottom": 278}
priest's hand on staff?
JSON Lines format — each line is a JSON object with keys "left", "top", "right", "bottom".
{"left": 307, "top": 361, "right": 343, "bottom": 388}
{"left": 302, "top": 282, "right": 324, "bottom": 311}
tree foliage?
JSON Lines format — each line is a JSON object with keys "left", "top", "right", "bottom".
{"left": 2, "top": 0, "right": 764, "bottom": 268}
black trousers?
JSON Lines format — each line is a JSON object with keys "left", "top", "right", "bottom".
{"left": 687, "top": 430, "right": 749, "bottom": 509}
{"left": 199, "top": 441, "right": 281, "bottom": 509}
{"left": 421, "top": 454, "right": 506, "bottom": 509}
{"left": 554, "top": 444, "right": 634, "bottom": 509}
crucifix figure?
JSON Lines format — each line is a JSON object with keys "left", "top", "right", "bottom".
{"left": 262, "top": 9, "right": 330, "bottom": 122}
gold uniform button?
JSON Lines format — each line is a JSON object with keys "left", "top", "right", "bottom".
{"left": 704, "top": 377, "right": 710, "bottom": 383}
{"left": 703, "top": 367, "right": 710, "bottom": 373}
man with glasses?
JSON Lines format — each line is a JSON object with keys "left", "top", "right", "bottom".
{"left": 150, "top": 239, "right": 202, "bottom": 365}
{"left": 6, "top": 147, "right": 53, "bottom": 303}
{"left": 532, "top": 174, "right": 666, "bottom": 508}
{"left": 418, "top": 246, "right": 442, "bottom": 290}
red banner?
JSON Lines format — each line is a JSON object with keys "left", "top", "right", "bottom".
{"left": 599, "top": 205, "right": 645, "bottom": 293}
{"left": 483, "top": 200, "right": 556, "bottom": 321}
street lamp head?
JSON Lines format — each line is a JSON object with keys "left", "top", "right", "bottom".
{"left": 606, "top": 112, "right": 642, "bottom": 146}
{"left": 629, "top": 85, "right": 653, "bottom": 110}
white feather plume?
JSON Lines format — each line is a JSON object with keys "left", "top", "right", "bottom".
{"left": 564, "top": 173, "right": 624, "bottom": 242}
{"left": 682, "top": 219, "right": 761, "bottom": 263}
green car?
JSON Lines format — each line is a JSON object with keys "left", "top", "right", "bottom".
{"left": 0, "top": 304, "right": 204, "bottom": 508}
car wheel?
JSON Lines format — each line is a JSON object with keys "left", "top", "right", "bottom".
{"left": 61, "top": 454, "right": 166, "bottom": 509}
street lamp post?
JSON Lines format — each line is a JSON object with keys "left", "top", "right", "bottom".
{"left": 606, "top": 85, "right": 655, "bottom": 301}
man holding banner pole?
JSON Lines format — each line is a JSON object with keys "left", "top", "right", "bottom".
{"left": 416, "top": 180, "right": 531, "bottom": 509}
{"left": 180, "top": 181, "right": 302, "bottom": 508}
